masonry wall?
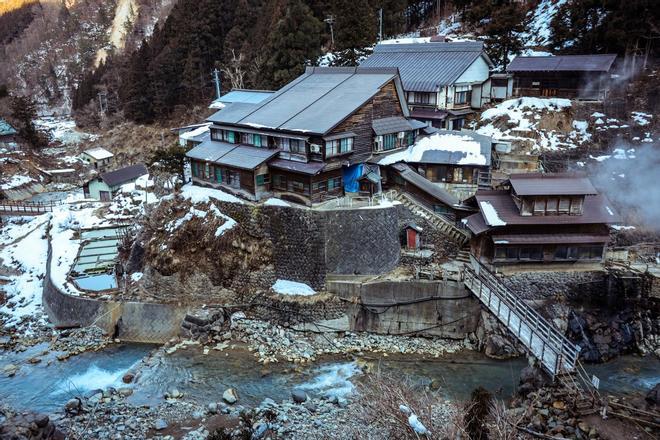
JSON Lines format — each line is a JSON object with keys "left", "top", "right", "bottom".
{"left": 500, "top": 270, "right": 607, "bottom": 301}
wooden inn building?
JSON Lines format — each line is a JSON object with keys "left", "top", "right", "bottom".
{"left": 187, "top": 66, "right": 427, "bottom": 206}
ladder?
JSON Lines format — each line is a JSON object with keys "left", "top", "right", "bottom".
{"left": 463, "top": 258, "right": 580, "bottom": 378}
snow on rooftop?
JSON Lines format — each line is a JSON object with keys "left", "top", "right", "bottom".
{"left": 380, "top": 36, "right": 432, "bottom": 45}
{"left": 83, "top": 147, "right": 114, "bottom": 160}
{"left": 180, "top": 123, "right": 211, "bottom": 140}
{"left": 631, "top": 111, "right": 652, "bottom": 126}
{"left": 179, "top": 183, "right": 244, "bottom": 204}
{"left": 209, "top": 101, "right": 226, "bottom": 110}
{"left": 479, "top": 201, "right": 506, "bottom": 226}
{"left": 272, "top": 279, "right": 316, "bottom": 296}
{"left": 378, "top": 133, "right": 487, "bottom": 166}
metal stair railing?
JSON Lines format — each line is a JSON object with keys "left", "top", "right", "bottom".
{"left": 463, "top": 259, "right": 580, "bottom": 378}
{"left": 0, "top": 200, "right": 59, "bottom": 215}
{"left": 395, "top": 191, "right": 470, "bottom": 245}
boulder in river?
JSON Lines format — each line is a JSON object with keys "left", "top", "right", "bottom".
{"left": 64, "top": 398, "right": 81, "bottom": 414}
{"left": 291, "top": 390, "right": 307, "bottom": 404}
{"left": 645, "top": 383, "right": 660, "bottom": 405}
{"left": 223, "top": 388, "right": 238, "bottom": 404}
{"left": 154, "top": 419, "right": 168, "bottom": 430}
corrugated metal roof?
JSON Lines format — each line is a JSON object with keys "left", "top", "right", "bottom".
{"left": 411, "top": 109, "right": 449, "bottom": 120}
{"left": 507, "top": 54, "right": 617, "bottom": 72}
{"left": 464, "top": 212, "right": 490, "bottom": 235}
{"left": 491, "top": 234, "right": 610, "bottom": 245}
{"left": 361, "top": 42, "right": 487, "bottom": 91}
{"left": 474, "top": 191, "right": 618, "bottom": 225}
{"left": 208, "top": 67, "right": 408, "bottom": 135}
{"left": 269, "top": 158, "right": 326, "bottom": 175}
{"left": 372, "top": 116, "right": 415, "bottom": 135}
{"left": 101, "top": 164, "right": 148, "bottom": 187}
{"left": 508, "top": 173, "right": 597, "bottom": 196}
{"left": 392, "top": 163, "right": 459, "bottom": 206}
{"left": 214, "top": 145, "right": 279, "bottom": 170}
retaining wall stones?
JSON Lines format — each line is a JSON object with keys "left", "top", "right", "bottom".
{"left": 500, "top": 270, "right": 606, "bottom": 301}
{"left": 327, "top": 279, "right": 480, "bottom": 338}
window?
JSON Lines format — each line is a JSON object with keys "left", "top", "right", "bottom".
{"left": 519, "top": 247, "right": 543, "bottom": 261}
{"left": 204, "top": 163, "right": 211, "bottom": 180}
{"left": 546, "top": 197, "right": 558, "bottom": 215}
{"left": 312, "top": 180, "right": 327, "bottom": 193}
{"left": 406, "top": 131, "right": 414, "bottom": 146}
{"left": 276, "top": 137, "right": 290, "bottom": 150}
{"left": 291, "top": 180, "right": 305, "bottom": 193}
{"left": 224, "top": 130, "right": 236, "bottom": 143}
{"left": 328, "top": 177, "right": 342, "bottom": 191}
{"left": 383, "top": 134, "right": 397, "bottom": 150}
{"left": 558, "top": 198, "right": 570, "bottom": 214}
{"left": 214, "top": 167, "right": 222, "bottom": 183}
{"left": 326, "top": 137, "right": 353, "bottom": 156}
{"left": 211, "top": 129, "right": 222, "bottom": 141}
{"left": 506, "top": 247, "right": 519, "bottom": 260}
{"left": 253, "top": 134, "right": 263, "bottom": 147}
{"left": 495, "top": 247, "right": 507, "bottom": 260}
{"left": 454, "top": 86, "right": 471, "bottom": 105}
{"left": 570, "top": 197, "right": 584, "bottom": 215}
{"left": 290, "top": 139, "right": 304, "bottom": 153}
{"left": 256, "top": 174, "right": 269, "bottom": 186}
{"left": 534, "top": 198, "right": 546, "bottom": 215}
{"left": 451, "top": 118, "right": 464, "bottom": 130}
{"left": 192, "top": 161, "right": 200, "bottom": 177}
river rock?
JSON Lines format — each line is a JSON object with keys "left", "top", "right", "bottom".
{"left": 34, "top": 414, "right": 49, "bottom": 428}
{"left": 208, "top": 402, "right": 218, "bottom": 414}
{"left": 165, "top": 388, "right": 183, "bottom": 399}
{"left": 645, "top": 383, "right": 660, "bottom": 405}
{"left": 118, "top": 387, "right": 133, "bottom": 397}
{"left": 122, "top": 372, "right": 135, "bottom": 383}
{"left": 291, "top": 390, "right": 307, "bottom": 404}
{"left": 154, "top": 419, "right": 168, "bottom": 430}
{"left": 65, "top": 398, "right": 81, "bottom": 414}
{"left": 429, "top": 378, "right": 442, "bottom": 391}
{"left": 223, "top": 388, "right": 238, "bottom": 404}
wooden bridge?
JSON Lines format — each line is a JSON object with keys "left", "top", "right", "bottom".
{"left": 463, "top": 258, "right": 581, "bottom": 378}
{"left": 0, "top": 200, "right": 58, "bottom": 216}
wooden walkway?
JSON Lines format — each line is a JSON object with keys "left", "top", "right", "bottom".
{"left": 0, "top": 200, "right": 58, "bottom": 216}
{"left": 463, "top": 258, "right": 580, "bottom": 378}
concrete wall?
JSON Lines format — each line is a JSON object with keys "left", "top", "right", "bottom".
{"left": 43, "top": 237, "right": 189, "bottom": 343}
{"left": 328, "top": 279, "right": 481, "bottom": 339}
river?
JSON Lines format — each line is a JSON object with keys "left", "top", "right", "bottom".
{"left": 1, "top": 343, "right": 657, "bottom": 415}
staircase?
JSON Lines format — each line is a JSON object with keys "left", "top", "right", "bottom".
{"left": 477, "top": 170, "right": 492, "bottom": 190}
{"left": 456, "top": 245, "right": 471, "bottom": 263}
{"left": 463, "top": 258, "right": 580, "bottom": 378}
{"left": 394, "top": 192, "right": 470, "bottom": 246}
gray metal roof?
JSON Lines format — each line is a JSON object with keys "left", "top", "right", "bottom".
{"left": 392, "top": 163, "right": 459, "bottom": 206}
{"left": 101, "top": 164, "right": 148, "bottom": 187}
{"left": 268, "top": 158, "right": 326, "bottom": 175}
{"left": 214, "top": 145, "right": 279, "bottom": 170}
{"left": 186, "top": 140, "right": 235, "bottom": 162}
{"left": 507, "top": 54, "right": 617, "bottom": 72}
{"left": 372, "top": 116, "right": 417, "bottom": 135}
{"left": 186, "top": 140, "right": 278, "bottom": 170}
{"left": 508, "top": 173, "right": 597, "bottom": 196}
{"left": 215, "top": 89, "right": 275, "bottom": 104}
{"left": 208, "top": 67, "right": 409, "bottom": 135}
{"left": 360, "top": 42, "right": 490, "bottom": 92}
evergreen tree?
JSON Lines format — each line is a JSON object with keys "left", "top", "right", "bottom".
{"left": 122, "top": 41, "right": 154, "bottom": 122}
{"left": 484, "top": 3, "right": 524, "bottom": 70}
{"left": 333, "top": 0, "right": 376, "bottom": 65}
{"left": 266, "top": 0, "right": 322, "bottom": 88}
{"left": 10, "top": 95, "right": 49, "bottom": 149}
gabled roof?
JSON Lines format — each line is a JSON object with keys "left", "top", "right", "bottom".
{"left": 0, "top": 119, "right": 17, "bottom": 136}
{"left": 213, "top": 89, "right": 275, "bottom": 105}
{"left": 83, "top": 147, "right": 114, "bottom": 160}
{"left": 101, "top": 164, "right": 148, "bottom": 187}
{"left": 372, "top": 116, "right": 426, "bottom": 135}
{"left": 360, "top": 42, "right": 492, "bottom": 92}
{"left": 507, "top": 54, "right": 617, "bottom": 72}
{"left": 208, "top": 67, "right": 409, "bottom": 135}
{"left": 508, "top": 172, "right": 597, "bottom": 196}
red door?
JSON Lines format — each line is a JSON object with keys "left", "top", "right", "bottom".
{"left": 406, "top": 229, "right": 417, "bottom": 249}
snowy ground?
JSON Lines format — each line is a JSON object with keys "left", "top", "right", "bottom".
{"left": 34, "top": 117, "right": 96, "bottom": 146}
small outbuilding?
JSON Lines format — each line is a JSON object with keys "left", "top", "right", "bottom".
{"left": 81, "top": 147, "right": 114, "bottom": 172}
{"left": 402, "top": 223, "right": 423, "bottom": 250}
{"left": 0, "top": 119, "right": 18, "bottom": 147}
{"left": 83, "top": 164, "right": 148, "bottom": 201}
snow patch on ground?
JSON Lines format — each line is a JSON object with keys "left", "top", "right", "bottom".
{"left": 520, "top": 0, "right": 568, "bottom": 47}
{"left": 178, "top": 183, "right": 244, "bottom": 204}
{"left": 0, "top": 174, "right": 34, "bottom": 190}
{"left": 264, "top": 198, "right": 291, "bottom": 207}
{"left": 631, "top": 111, "right": 652, "bottom": 126}
{"left": 272, "top": 279, "right": 316, "bottom": 296}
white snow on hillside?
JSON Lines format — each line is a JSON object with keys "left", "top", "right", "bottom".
{"left": 0, "top": 175, "right": 35, "bottom": 190}
{"left": 272, "top": 279, "right": 316, "bottom": 296}
{"left": 178, "top": 183, "right": 244, "bottom": 204}
{"left": 520, "top": 0, "right": 567, "bottom": 47}
{"left": 378, "top": 133, "right": 487, "bottom": 166}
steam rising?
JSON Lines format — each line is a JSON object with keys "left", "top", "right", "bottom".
{"left": 589, "top": 143, "right": 660, "bottom": 231}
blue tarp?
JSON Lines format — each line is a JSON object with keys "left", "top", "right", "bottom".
{"left": 342, "top": 164, "right": 363, "bottom": 193}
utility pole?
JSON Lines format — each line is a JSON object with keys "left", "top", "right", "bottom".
{"left": 324, "top": 15, "right": 335, "bottom": 50}
{"left": 212, "top": 68, "right": 221, "bottom": 100}
{"left": 378, "top": 9, "right": 383, "bottom": 42}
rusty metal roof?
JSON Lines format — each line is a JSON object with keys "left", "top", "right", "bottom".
{"left": 464, "top": 212, "right": 490, "bottom": 235}
{"left": 508, "top": 173, "right": 598, "bottom": 196}
{"left": 507, "top": 54, "right": 617, "bottom": 72}
{"left": 392, "top": 163, "right": 459, "bottom": 206}
{"left": 491, "top": 234, "right": 610, "bottom": 245}
{"left": 268, "top": 159, "right": 325, "bottom": 175}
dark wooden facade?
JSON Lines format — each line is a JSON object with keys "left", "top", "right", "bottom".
{"left": 190, "top": 159, "right": 269, "bottom": 201}
{"left": 512, "top": 71, "right": 611, "bottom": 100}
{"left": 271, "top": 168, "right": 343, "bottom": 205}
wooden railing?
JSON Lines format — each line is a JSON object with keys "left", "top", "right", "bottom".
{"left": 0, "top": 200, "right": 60, "bottom": 215}
{"left": 463, "top": 258, "right": 580, "bottom": 377}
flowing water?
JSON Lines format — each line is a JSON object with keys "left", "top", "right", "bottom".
{"left": 1, "top": 343, "right": 658, "bottom": 415}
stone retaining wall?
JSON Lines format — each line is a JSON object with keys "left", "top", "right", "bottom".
{"left": 500, "top": 270, "right": 606, "bottom": 301}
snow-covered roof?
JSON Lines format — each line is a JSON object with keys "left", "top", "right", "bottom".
{"left": 378, "top": 130, "right": 492, "bottom": 167}
{"left": 180, "top": 123, "right": 211, "bottom": 141}
{"left": 83, "top": 147, "right": 114, "bottom": 160}
{"left": 0, "top": 119, "right": 17, "bottom": 136}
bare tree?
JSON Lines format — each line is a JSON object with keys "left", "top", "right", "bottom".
{"left": 221, "top": 49, "right": 246, "bottom": 90}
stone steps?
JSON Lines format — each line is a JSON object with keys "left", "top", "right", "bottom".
{"left": 395, "top": 193, "right": 469, "bottom": 245}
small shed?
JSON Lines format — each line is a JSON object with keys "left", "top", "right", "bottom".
{"left": 402, "top": 223, "right": 423, "bottom": 250}
{"left": 83, "top": 164, "right": 148, "bottom": 201}
{"left": 81, "top": 147, "right": 114, "bottom": 171}
{"left": 0, "top": 119, "right": 18, "bottom": 146}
